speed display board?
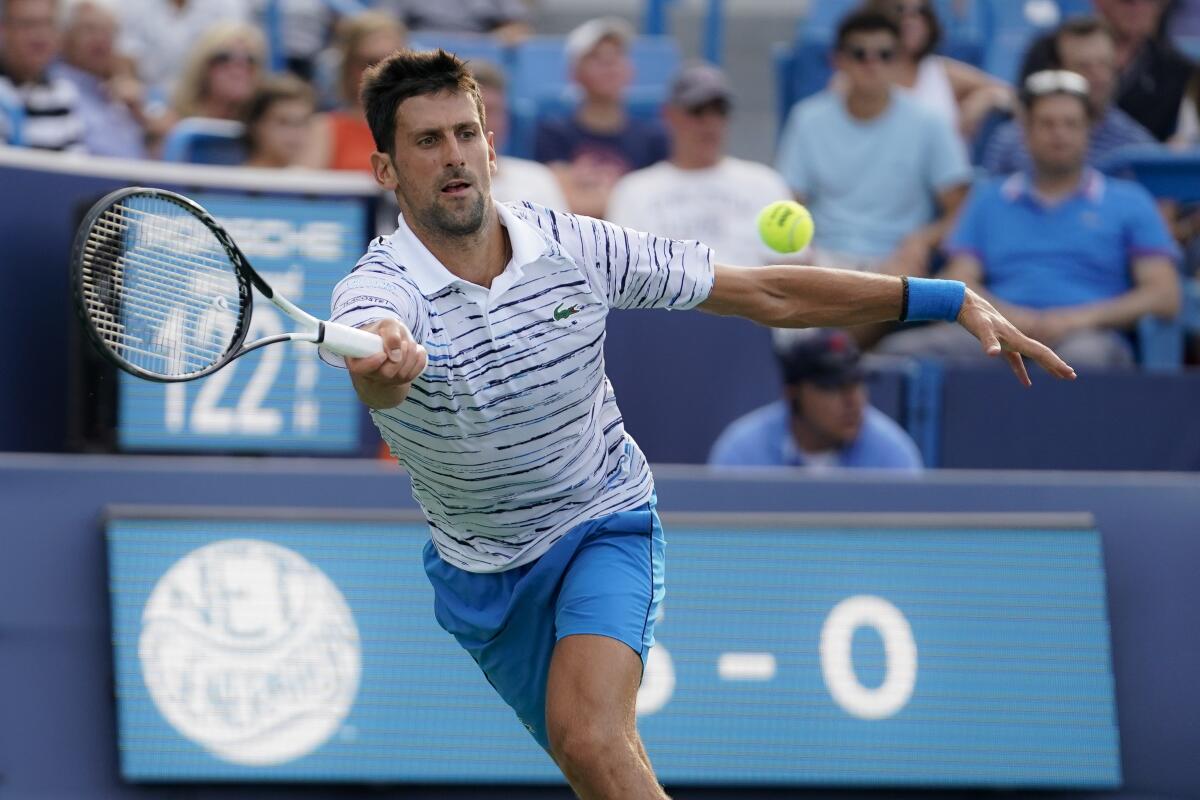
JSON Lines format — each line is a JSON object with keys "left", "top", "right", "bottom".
{"left": 116, "top": 193, "right": 369, "bottom": 453}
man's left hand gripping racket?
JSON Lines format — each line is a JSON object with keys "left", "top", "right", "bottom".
{"left": 73, "top": 187, "right": 386, "bottom": 382}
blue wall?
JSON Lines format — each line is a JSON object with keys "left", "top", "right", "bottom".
{"left": 1, "top": 455, "right": 1198, "bottom": 798}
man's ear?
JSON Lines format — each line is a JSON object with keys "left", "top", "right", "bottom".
{"left": 369, "top": 151, "right": 399, "bottom": 191}
{"left": 487, "top": 130, "right": 498, "bottom": 175}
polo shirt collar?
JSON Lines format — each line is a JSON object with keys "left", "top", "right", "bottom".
{"left": 389, "top": 201, "right": 550, "bottom": 295}
{"left": 1001, "top": 167, "right": 1106, "bottom": 207}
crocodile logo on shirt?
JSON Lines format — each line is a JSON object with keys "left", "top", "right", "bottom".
{"left": 553, "top": 303, "right": 582, "bottom": 321}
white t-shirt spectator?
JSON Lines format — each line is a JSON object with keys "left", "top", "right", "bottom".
{"left": 118, "top": 0, "right": 248, "bottom": 101}
{"left": 491, "top": 156, "right": 568, "bottom": 211}
{"left": 606, "top": 157, "right": 793, "bottom": 266}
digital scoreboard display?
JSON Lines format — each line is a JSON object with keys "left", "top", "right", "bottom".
{"left": 107, "top": 509, "right": 1120, "bottom": 788}
{"left": 116, "top": 193, "right": 369, "bottom": 454}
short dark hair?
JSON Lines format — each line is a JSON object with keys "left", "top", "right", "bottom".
{"left": 1054, "top": 15, "right": 1114, "bottom": 61}
{"left": 835, "top": 8, "right": 901, "bottom": 52}
{"left": 865, "top": 0, "right": 941, "bottom": 60}
{"left": 361, "top": 48, "right": 486, "bottom": 154}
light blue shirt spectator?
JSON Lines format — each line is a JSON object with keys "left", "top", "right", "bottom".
{"left": 775, "top": 90, "right": 971, "bottom": 259}
{"left": 709, "top": 401, "right": 923, "bottom": 470}
{"left": 982, "top": 107, "right": 1156, "bottom": 176}
{"left": 946, "top": 169, "right": 1181, "bottom": 309}
{"left": 52, "top": 63, "right": 146, "bottom": 159}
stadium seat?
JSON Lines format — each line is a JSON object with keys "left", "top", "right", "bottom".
{"left": 980, "top": 0, "right": 1065, "bottom": 83}
{"left": 408, "top": 33, "right": 508, "bottom": 70}
{"left": 161, "top": 118, "right": 247, "bottom": 165}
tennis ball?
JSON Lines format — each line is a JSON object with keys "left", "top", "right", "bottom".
{"left": 757, "top": 200, "right": 814, "bottom": 254}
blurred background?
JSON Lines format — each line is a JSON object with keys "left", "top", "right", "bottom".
{"left": 2, "top": 0, "right": 1200, "bottom": 798}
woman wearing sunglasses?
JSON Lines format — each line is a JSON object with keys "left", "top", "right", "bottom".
{"left": 866, "top": 0, "right": 1013, "bottom": 141}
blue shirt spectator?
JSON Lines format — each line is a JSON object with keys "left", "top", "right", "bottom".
{"left": 981, "top": 106, "right": 1155, "bottom": 176}
{"left": 709, "top": 402, "right": 923, "bottom": 470}
{"left": 534, "top": 114, "right": 667, "bottom": 176}
{"left": 709, "top": 329, "right": 923, "bottom": 471}
{"left": 948, "top": 169, "right": 1178, "bottom": 309}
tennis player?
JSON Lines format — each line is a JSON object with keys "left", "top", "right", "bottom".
{"left": 322, "top": 49, "right": 1075, "bottom": 800}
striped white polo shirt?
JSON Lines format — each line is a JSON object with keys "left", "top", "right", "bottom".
{"left": 323, "top": 201, "right": 714, "bottom": 572}
{"left": 0, "top": 66, "right": 85, "bottom": 152}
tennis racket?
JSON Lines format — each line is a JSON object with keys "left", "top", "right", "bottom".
{"left": 72, "top": 186, "right": 385, "bottom": 383}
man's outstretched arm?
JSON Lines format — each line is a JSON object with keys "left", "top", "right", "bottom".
{"left": 698, "top": 263, "right": 1076, "bottom": 386}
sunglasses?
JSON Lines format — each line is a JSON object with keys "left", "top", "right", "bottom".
{"left": 845, "top": 46, "right": 896, "bottom": 63}
{"left": 210, "top": 51, "right": 259, "bottom": 67}
{"left": 684, "top": 98, "right": 731, "bottom": 117}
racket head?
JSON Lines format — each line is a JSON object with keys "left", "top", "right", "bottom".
{"left": 72, "top": 187, "right": 254, "bottom": 383}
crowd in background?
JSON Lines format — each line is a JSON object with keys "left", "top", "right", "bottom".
{"left": 1, "top": 0, "right": 1198, "bottom": 469}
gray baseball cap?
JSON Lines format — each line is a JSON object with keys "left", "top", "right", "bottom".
{"left": 668, "top": 62, "right": 733, "bottom": 109}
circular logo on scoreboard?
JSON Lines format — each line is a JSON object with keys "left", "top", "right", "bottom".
{"left": 138, "top": 539, "right": 361, "bottom": 766}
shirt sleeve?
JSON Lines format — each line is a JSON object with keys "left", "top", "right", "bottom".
{"left": 533, "top": 118, "right": 571, "bottom": 164}
{"left": 1122, "top": 183, "right": 1182, "bottom": 263}
{"left": 558, "top": 212, "right": 715, "bottom": 311}
{"left": 924, "top": 112, "right": 972, "bottom": 191}
{"left": 943, "top": 183, "right": 988, "bottom": 261}
{"left": 775, "top": 102, "right": 811, "bottom": 196}
{"left": 318, "top": 255, "right": 428, "bottom": 369}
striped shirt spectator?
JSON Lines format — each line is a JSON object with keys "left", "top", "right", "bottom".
{"left": 321, "top": 201, "right": 713, "bottom": 573}
{"left": 0, "top": 0, "right": 85, "bottom": 151}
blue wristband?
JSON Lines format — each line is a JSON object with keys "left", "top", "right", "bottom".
{"left": 903, "top": 277, "right": 965, "bottom": 322}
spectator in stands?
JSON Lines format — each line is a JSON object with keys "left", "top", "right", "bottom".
{"left": 0, "top": 0, "right": 86, "bottom": 151}
{"left": 1021, "top": 0, "right": 1194, "bottom": 143}
{"left": 375, "top": 0, "right": 531, "bottom": 44}
{"left": 55, "top": 0, "right": 147, "bottom": 159}
{"left": 709, "top": 329, "right": 923, "bottom": 471}
{"left": 301, "top": 11, "right": 405, "bottom": 172}
{"left": 118, "top": 0, "right": 248, "bottom": 104}
{"left": 985, "top": 17, "right": 1156, "bottom": 175}
{"left": 776, "top": 9, "right": 971, "bottom": 277}
{"left": 168, "top": 22, "right": 265, "bottom": 127}
{"left": 606, "top": 62, "right": 792, "bottom": 266}
{"left": 242, "top": 74, "right": 314, "bottom": 169}
{"left": 534, "top": 17, "right": 669, "bottom": 218}
{"left": 470, "top": 62, "right": 567, "bottom": 210}
{"left": 865, "top": 0, "right": 1013, "bottom": 141}
{"left": 877, "top": 71, "right": 1181, "bottom": 367}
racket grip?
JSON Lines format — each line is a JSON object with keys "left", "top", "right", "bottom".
{"left": 322, "top": 321, "right": 385, "bottom": 358}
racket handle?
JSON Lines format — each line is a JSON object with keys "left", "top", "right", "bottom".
{"left": 322, "top": 321, "right": 385, "bottom": 358}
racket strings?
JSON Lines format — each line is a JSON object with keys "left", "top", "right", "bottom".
{"left": 78, "top": 195, "right": 245, "bottom": 378}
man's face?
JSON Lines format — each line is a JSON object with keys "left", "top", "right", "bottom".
{"left": 793, "top": 381, "right": 867, "bottom": 448}
{"left": 1024, "top": 93, "right": 1091, "bottom": 176}
{"left": 374, "top": 90, "right": 495, "bottom": 237}
{"left": 1058, "top": 32, "right": 1117, "bottom": 110}
{"left": 253, "top": 98, "right": 314, "bottom": 166}
{"left": 478, "top": 84, "right": 509, "bottom": 149}
{"left": 834, "top": 31, "right": 898, "bottom": 97}
{"left": 664, "top": 99, "right": 729, "bottom": 165}
{"left": 574, "top": 37, "right": 632, "bottom": 103}
{"left": 1094, "top": 0, "right": 1166, "bottom": 42}
{"left": 1, "top": 0, "right": 59, "bottom": 78}
{"left": 63, "top": 2, "right": 118, "bottom": 76}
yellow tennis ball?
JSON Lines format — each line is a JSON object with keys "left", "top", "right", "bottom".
{"left": 757, "top": 200, "right": 814, "bottom": 254}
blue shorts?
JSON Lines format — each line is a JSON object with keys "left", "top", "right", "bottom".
{"left": 422, "top": 498, "right": 665, "bottom": 750}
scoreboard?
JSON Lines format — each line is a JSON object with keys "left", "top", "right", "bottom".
{"left": 107, "top": 509, "right": 1120, "bottom": 788}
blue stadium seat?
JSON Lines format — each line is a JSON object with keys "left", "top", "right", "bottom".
{"left": 980, "top": 0, "right": 1066, "bottom": 83}
{"left": 1099, "top": 145, "right": 1200, "bottom": 369}
{"left": 408, "top": 33, "right": 508, "bottom": 70}
{"left": 161, "top": 118, "right": 247, "bottom": 165}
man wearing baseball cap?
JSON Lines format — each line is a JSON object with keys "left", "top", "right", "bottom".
{"left": 533, "top": 16, "right": 669, "bottom": 217}
{"left": 709, "top": 329, "right": 923, "bottom": 470}
{"left": 607, "top": 61, "right": 793, "bottom": 266}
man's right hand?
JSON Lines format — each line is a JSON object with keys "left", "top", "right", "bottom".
{"left": 345, "top": 318, "right": 427, "bottom": 409}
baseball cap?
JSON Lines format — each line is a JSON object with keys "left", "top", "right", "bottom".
{"left": 776, "top": 329, "right": 865, "bottom": 388}
{"left": 668, "top": 62, "right": 733, "bottom": 109}
{"left": 565, "top": 17, "right": 634, "bottom": 68}
{"left": 1020, "top": 69, "right": 1090, "bottom": 106}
